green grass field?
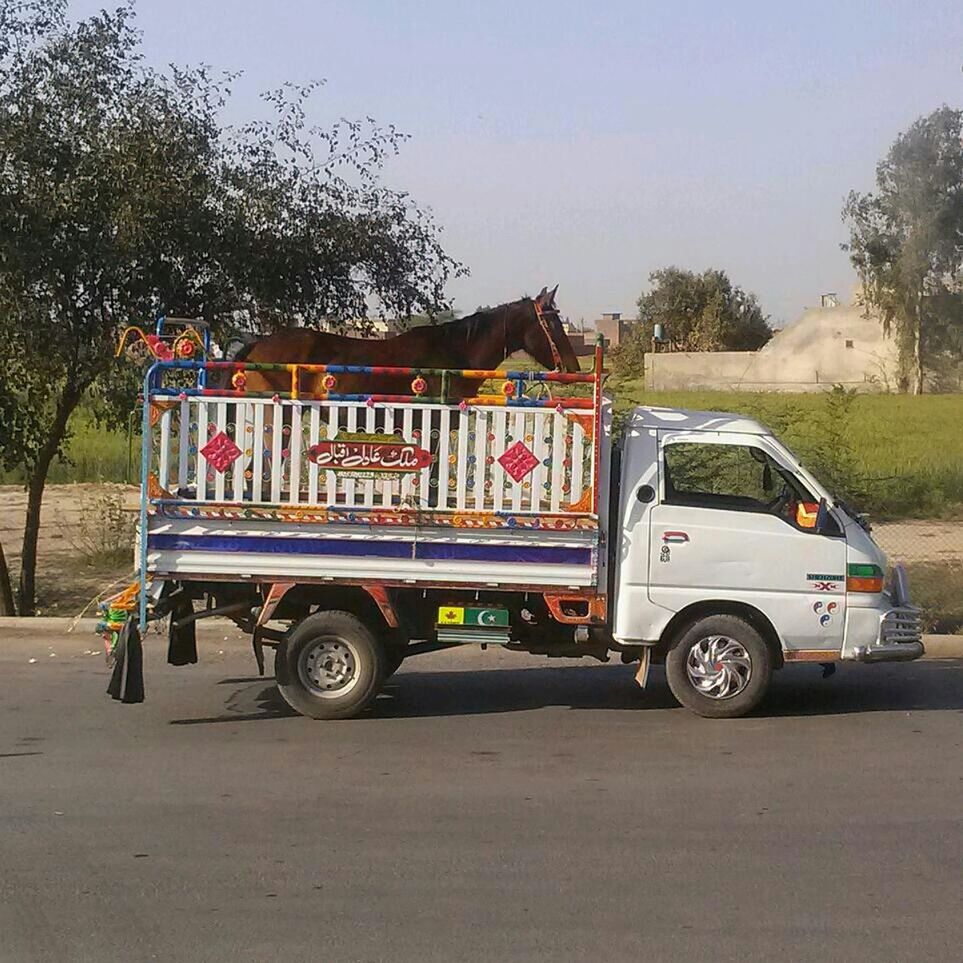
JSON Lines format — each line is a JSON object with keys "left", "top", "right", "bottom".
{"left": 0, "top": 409, "right": 138, "bottom": 485}
{"left": 613, "top": 378, "right": 963, "bottom": 519}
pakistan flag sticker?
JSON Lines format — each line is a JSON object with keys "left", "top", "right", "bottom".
{"left": 437, "top": 606, "right": 509, "bottom": 627}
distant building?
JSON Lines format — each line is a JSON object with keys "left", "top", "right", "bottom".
{"left": 645, "top": 295, "right": 900, "bottom": 392}
{"left": 594, "top": 312, "right": 633, "bottom": 348}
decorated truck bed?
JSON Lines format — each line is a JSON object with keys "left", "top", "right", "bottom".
{"left": 137, "top": 341, "right": 605, "bottom": 626}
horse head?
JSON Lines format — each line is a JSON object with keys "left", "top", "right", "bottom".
{"left": 519, "top": 285, "right": 581, "bottom": 373}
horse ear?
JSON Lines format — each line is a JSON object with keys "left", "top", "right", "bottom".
{"left": 548, "top": 284, "right": 558, "bottom": 305}
{"left": 535, "top": 286, "right": 548, "bottom": 302}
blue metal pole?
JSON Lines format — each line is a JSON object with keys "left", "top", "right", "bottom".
{"left": 138, "top": 362, "right": 160, "bottom": 631}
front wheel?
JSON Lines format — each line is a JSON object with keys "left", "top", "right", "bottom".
{"left": 664, "top": 614, "right": 773, "bottom": 719}
{"left": 275, "top": 611, "right": 384, "bottom": 720}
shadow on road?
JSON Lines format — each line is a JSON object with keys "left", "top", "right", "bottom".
{"left": 170, "top": 680, "right": 297, "bottom": 725}
{"left": 763, "top": 659, "right": 963, "bottom": 717}
{"left": 166, "top": 658, "right": 963, "bottom": 725}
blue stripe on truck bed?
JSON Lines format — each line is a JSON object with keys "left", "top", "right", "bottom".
{"left": 147, "top": 533, "right": 591, "bottom": 566}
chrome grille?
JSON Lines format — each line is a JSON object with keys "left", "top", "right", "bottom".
{"left": 880, "top": 607, "right": 922, "bottom": 645}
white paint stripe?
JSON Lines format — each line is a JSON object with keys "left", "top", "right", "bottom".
{"left": 363, "top": 405, "right": 376, "bottom": 507}
{"left": 196, "top": 400, "right": 208, "bottom": 501}
{"left": 158, "top": 408, "right": 171, "bottom": 492}
{"left": 531, "top": 411, "right": 549, "bottom": 513}
{"left": 307, "top": 405, "right": 320, "bottom": 504}
{"left": 270, "top": 402, "right": 283, "bottom": 503}
{"left": 232, "top": 402, "right": 246, "bottom": 503}
{"left": 419, "top": 407, "right": 432, "bottom": 508}
{"left": 177, "top": 398, "right": 190, "bottom": 493}
{"left": 251, "top": 404, "right": 264, "bottom": 503}
{"left": 381, "top": 408, "right": 395, "bottom": 507}
{"left": 400, "top": 408, "right": 414, "bottom": 505}
{"left": 344, "top": 406, "right": 358, "bottom": 506}
{"left": 455, "top": 409, "right": 470, "bottom": 511}
{"left": 550, "top": 411, "right": 565, "bottom": 512}
{"left": 571, "top": 418, "right": 585, "bottom": 510}
{"left": 511, "top": 410, "right": 525, "bottom": 513}
{"left": 213, "top": 402, "right": 227, "bottom": 502}
{"left": 289, "top": 404, "right": 302, "bottom": 505}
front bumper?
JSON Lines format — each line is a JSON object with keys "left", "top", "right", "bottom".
{"left": 851, "top": 605, "right": 924, "bottom": 663}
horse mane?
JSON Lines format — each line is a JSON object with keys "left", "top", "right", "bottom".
{"left": 437, "top": 297, "right": 527, "bottom": 342}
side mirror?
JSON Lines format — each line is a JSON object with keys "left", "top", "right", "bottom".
{"left": 815, "top": 498, "right": 836, "bottom": 536}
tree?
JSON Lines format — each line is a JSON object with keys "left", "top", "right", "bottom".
{"left": 842, "top": 106, "right": 963, "bottom": 394}
{"left": 612, "top": 267, "right": 771, "bottom": 378}
{"left": 0, "top": 1, "right": 463, "bottom": 614}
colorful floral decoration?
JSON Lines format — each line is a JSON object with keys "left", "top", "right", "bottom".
{"left": 96, "top": 582, "right": 140, "bottom": 664}
{"left": 498, "top": 441, "right": 539, "bottom": 482}
{"left": 125, "top": 338, "right": 149, "bottom": 362}
{"left": 144, "top": 334, "right": 173, "bottom": 361}
{"left": 502, "top": 381, "right": 515, "bottom": 397}
{"left": 159, "top": 501, "right": 598, "bottom": 532}
{"left": 200, "top": 431, "right": 243, "bottom": 473}
{"left": 176, "top": 338, "right": 195, "bottom": 358}
{"left": 322, "top": 374, "right": 337, "bottom": 391}
{"left": 411, "top": 376, "right": 428, "bottom": 395}
{"left": 232, "top": 371, "right": 247, "bottom": 390}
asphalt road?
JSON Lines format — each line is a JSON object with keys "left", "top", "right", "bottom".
{"left": 1, "top": 626, "right": 961, "bottom": 963}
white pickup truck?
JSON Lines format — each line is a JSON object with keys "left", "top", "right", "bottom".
{"left": 129, "top": 344, "right": 923, "bottom": 719}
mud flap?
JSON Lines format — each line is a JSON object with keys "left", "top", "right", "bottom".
{"left": 107, "top": 621, "right": 145, "bottom": 704}
{"left": 167, "top": 595, "right": 198, "bottom": 666}
{"left": 634, "top": 647, "right": 652, "bottom": 689}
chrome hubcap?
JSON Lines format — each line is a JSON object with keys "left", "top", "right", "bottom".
{"left": 685, "top": 636, "right": 752, "bottom": 699}
{"left": 298, "top": 638, "right": 360, "bottom": 698}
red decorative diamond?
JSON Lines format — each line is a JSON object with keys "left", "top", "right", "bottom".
{"left": 498, "top": 440, "right": 539, "bottom": 482}
{"left": 200, "top": 431, "right": 242, "bottom": 473}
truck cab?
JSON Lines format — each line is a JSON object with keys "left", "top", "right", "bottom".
{"left": 612, "top": 405, "right": 922, "bottom": 715}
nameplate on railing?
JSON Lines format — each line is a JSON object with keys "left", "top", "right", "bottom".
{"left": 307, "top": 432, "right": 432, "bottom": 478}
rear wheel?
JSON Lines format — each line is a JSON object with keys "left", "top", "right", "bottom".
{"left": 665, "top": 614, "right": 772, "bottom": 719}
{"left": 276, "top": 610, "right": 384, "bottom": 719}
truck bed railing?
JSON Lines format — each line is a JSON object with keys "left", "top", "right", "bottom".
{"left": 136, "top": 344, "right": 605, "bottom": 626}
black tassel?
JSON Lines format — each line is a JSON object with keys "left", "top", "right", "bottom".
{"left": 107, "top": 621, "right": 145, "bottom": 704}
{"left": 167, "top": 596, "right": 198, "bottom": 666}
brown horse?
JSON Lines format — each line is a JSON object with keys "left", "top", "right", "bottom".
{"left": 228, "top": 286, "right": 580, "bottom": 398}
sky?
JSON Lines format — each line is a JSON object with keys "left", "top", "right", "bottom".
{"left": 73, "top": 0, "right": 963, "bottom": 326}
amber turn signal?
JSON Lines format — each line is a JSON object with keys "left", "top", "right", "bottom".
{"left": 846, "top": 563, "right": 884, "bottom": 593}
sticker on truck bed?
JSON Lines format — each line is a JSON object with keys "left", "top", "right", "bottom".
{"left": 438, "top": 607, "right": 510, "bottom": 627}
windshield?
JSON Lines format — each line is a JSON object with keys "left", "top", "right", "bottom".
{"left": 765, "top": 435, "right": 871, "bottom": 532}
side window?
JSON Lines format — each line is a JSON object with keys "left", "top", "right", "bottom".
{"left": 662, "top": 442, "right": 820, "bottom": 529}
{"left": 663, "top": 443, "right": 771, "bottom": 511}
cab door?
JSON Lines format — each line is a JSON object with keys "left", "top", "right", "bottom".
{"left": 647, "top": 431, "right": 848, "bottom": 654}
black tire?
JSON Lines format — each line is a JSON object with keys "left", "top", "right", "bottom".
{"left": 275, "top": 610, "right": 384, "bottom": 720}
{"left": 664, "top": 614, "right": 772, "bottom": 719}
